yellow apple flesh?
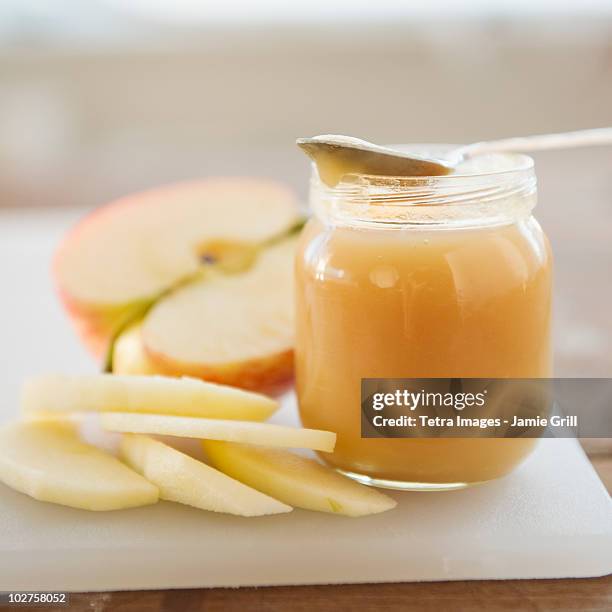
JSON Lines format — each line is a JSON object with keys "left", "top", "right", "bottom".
{"left": 101, "top": 412, "right": 336, "bottom": 452}
{"left": 22, "top": 373, "right": 278, "bottom": 421}
{"left": 139, "top": 238, "right": 296, "bottom": 390}
{"left": 55, "top": 179, "right": 300, "bottom": 359}
{"left": 121, "top": 434, "right": 291, "bottom": 517}
{"left": 111, "top": 323, "right": 158, "bottom": 376}
{"left": 204, "top": 441, "right": 397, "bottom": 517}
{"left": 0, "top": 420, "right": 158, "bottom": 511}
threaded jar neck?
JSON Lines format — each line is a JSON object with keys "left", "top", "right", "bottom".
{"left": 310, "top": 149, "right": 537, "bottom": 229}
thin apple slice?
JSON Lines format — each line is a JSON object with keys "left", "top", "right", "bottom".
{"left": 0, "top": 420, "right": 158, "bottom": 511}
{"left": 101, "top": 413, "right": 336, "bottom": 452}
{"left": 121, "top": 434, "right": 291, "bottom": 516}
{"left": 140, "top": 237, "right": 295, "bottom": 390}
{"left": 22, "top": 373, "right": 277, "bottom": 422}
{"left": 204, "top": 441, "right": 397, "bottom": 517}
{"left": 55, "top": 179, "right": 300, "bottom": 357}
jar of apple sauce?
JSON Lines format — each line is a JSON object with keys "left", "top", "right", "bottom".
{"left": 295, "top": 147, "right": 552, "bottom": 490}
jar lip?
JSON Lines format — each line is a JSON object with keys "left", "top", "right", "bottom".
{"left": 309, "top": 149, "right": 537, "bottom": 228}
{"left": 313, "top": 149, "right": 535, "bottom": 191}
{"left": 389, "top": 144, "right": 534, "bottom": 178}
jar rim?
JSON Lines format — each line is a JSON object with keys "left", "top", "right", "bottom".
{"left": 309, "top": 149, "right": 537, "bottom": 228}
{"left": 385, "top": 145, "right": 534, "bottom": 179}
{"left": 313, "top": 149, "right": 534, "bottom": 189}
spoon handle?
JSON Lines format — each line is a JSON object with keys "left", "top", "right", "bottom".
{"left": 454, "top": 127, "right": 612, "bottom": 161}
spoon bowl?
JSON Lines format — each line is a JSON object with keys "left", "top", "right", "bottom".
{"left": 296, "top": 135, "right": 453, "bottom": 187}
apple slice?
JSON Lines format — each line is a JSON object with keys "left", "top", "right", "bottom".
{"left": 111, "top": 323, "right": 158, "bottom": 376}
{"left": 22, "top": 373, "right": 277, "bottom": 422}
{"left": 121, "top": 434, "right": 291, "bottom": 516}
{"left": 203, "top": 441, "right": 397, "bottom": 517}
{"left": 55, "top": 179, "right": 300, "bottom": 357}
{"left": 139, "top": 237, "right": 296, "bottom": 390}
{"left": 101, "top": 413, "right": 336, "bottom": 452}
{"left": 0, "top": 420, "right": 158, "bottom": 511}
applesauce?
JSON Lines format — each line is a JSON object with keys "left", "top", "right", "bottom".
{"left": 295, "top": 149, "right": 552, "bottom": 489}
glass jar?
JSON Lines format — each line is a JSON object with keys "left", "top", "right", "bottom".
{"left": 295, "top": 147, "right": 552, "bottom": 490}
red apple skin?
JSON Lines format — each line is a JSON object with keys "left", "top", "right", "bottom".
{"left": 112, "top": 324, "right": 293, "bottom": 395}
{"left": 143, "top": 346, "right": 295, "bottom": 394}
{"left": 53, "top": 178, "right": 299, "bottom": 362}
{"left": 53, "top": 253, "right": 114, "bottom": 359}
{"left": 56, "top": 292, "right": 115, "bottom": 358}
{"left": 52, "top": 186, "right": 163, "bottom": 359}
{"left": 112, "top": 323, "right": 294, "bottom": 393}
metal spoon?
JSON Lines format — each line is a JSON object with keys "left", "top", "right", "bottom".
{"left": 296, "top": 128, "right": 612, "bottom": 187}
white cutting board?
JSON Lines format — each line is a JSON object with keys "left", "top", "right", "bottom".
{"left": 0, "top": 210, "right": 611, "bottom": 591}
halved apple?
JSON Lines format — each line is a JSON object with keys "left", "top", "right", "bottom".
{"left": 55, "top": 179, "right": 300, "bottom": 359}
{"left": 121, "top": 434, "right": 291, "bottom": 516}
{"left": 138, "top": 237, "right": 295, "bottom": 390}
{"left": 204, "top": 441, "right": 397, "bottom": 517}
{"left": 101, "top": 413, "right": 336, "bottom": 452}
{"left": 22, "top": 373, "right": 277, "bottom": 421}
{"left": 0, "top": 420, "right": 158, "bottom": 511}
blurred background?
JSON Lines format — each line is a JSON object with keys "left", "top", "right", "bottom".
{"left": 0, "top": 0, "right": 611, "bottom": 376}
